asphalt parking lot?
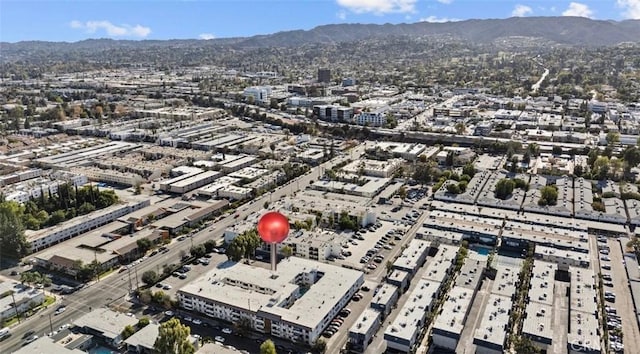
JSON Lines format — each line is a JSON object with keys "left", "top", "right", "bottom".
{"left": 336, "top": 216, "right": 406, "bottom": 270}
{"left": 158, "top": 251, "right": 229, "bottom": 297}
{"left": 605, "top": 237, "right": 640, "bottom": 352}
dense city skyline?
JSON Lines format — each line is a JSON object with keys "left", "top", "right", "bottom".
{"left": 1, "top": 0, "right": 640, "bottom": 42}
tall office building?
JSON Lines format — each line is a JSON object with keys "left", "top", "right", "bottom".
{"left": 318, "top": 68, "right": 331, "bottom": 83}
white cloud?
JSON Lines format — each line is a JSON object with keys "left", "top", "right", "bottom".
{"left": 337, "top": 10, "right": 347, "bottom": 20}
{"left": 419, "top": 16, "right": 460, "bottom": 23}
{"left": 562, "top": 2, "right": 593, "bottom": 18}
{"left": 436, "top": 0, "right": 453, "bottom": 4}
{"left": 199, "top": 33, "right": 215, "bottom": 40}
{"left": 69, "top": 20, "right": 151, "bottom": 38}
{"left": 617, "top": 0, "right": 640, "bottom": 19}
{"left": 336, "top": 0, "right": 417, "bottom": 14}
{"left": 512, "top": 4, "right": 533, "bottom": 17}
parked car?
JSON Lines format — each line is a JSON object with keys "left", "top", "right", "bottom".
{"left": 222, "top": 328, "right": 233, "bottom": 334}
{"left": 215, "top": 336, "right": 226, "bottom": 343}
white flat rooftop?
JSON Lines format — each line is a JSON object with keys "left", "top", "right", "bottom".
{"left": 178, "top": 256, "right": 363, "bottom": 330}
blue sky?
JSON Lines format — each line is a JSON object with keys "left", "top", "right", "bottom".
{"left": 1, "top": 0, "right": 639, "bottom": 42}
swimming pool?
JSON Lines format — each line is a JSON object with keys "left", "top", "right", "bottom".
{"left": 471, "top": 246, "right": 491, "bottom": 255}
{"left": 89, "top": 346, "right": 117, "bottom": 354}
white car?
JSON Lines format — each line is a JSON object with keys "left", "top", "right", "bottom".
{"left": 222, "top": 327, "right": 233, "bottom": 334}
{"left": 24, "top": 335, "right": 39, "bottom": 344}
{"left": 164, "top": 310, "right": 174, "bottom": 316}
{"left": 184, "top": 316, "right": 193, "bottom": 322}
{"left": 192, "top": 319, "right": 202, "bottom": 325}
{"left": 214, "top": 335, "right": 225, "bottom": 343}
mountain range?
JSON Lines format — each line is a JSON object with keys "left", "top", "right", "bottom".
{"left": 1, "top": 16, "right": 639, "bottom": 57}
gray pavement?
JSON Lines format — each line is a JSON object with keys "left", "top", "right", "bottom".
{"left": 609, "top": 238, "right": 640, "bottom": 351}
{"left": 551, "top": 281, "right": 569, "bottom": 354}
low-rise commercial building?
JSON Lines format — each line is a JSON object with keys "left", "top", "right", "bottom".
{"left": 0, "top": 282, "right": 44, "bottom": 322}
{"left": 73, "top": 308, "right": 138, "bottom": 348}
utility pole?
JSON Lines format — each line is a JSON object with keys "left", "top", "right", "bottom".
{"left": 127, "top": 267, "right": 133, "bottom": 292}
{"left": 10, "top": 291, "right": 21, "bottom": 323}
{"left": 94, "top": 250, "right": 99, "bottom": 282}
{"left": 134, "top": 265, "right": 140, "bottom": 291}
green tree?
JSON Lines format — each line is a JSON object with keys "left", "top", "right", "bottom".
{"left": 397, "top": 186, "right": 407, "bottom": 200}
{"left": 47, "top": 210, "right": 66, "bottom": 226}
{"left": 385, "top": 260, "right": 393, "bottom": 273}
{"left": 495, "top": 179, "right": 515, "bottom": 199}
{"left": 77, "top": 201, "right": 95, "bottom": 215}
{"left": 445, "top": 151, "right": 455, "bottom": 166}
{"left": 310, "top": 339, "right": 327, "bottom": 354}
{"left": 0, "top": 201, "right": 30, "bottom": 259}
{"left": 593, "top": 156, "right": 610, "bottom": 180}
{"left": 137, "top": 238, "right": 153, "bottom": 253}
{"left": 573, "top": 164, "right": 584, "bottom": 177}
{"left": 446, "top": 183, "right": 461, "bottom": 194}
{"left": 226, "top": 240, "right": 245, "bottom": 262}
{"left": 141, "top": 270, "right": 158, "bottom": 285}
{"left": 138, "top": 317, "right": 150, "bottom": 328}
{"left": 154, "top": 318, "right": 195, "bottom": 354}
{"left": 138, "top": 289, "right": 152, "bottom": 304}
{"left": 513, "top": 336, "right": 540, "bottom": 354}
{"left": 338, "top": 211, "right": 357, "bottom": 230}
{"left": 190, "top": 244, "right": 206, "bottom": 258}
{"left": 624, "top": 146, "right": 640, "bottom": 170}
{"left": 606, "top": 131, "right": 620, "bottom": 146}
{"left": 121, "top": 324, "right": 135, "bottom": 339}
{"left": 281, "top": 245, "right": 293, "bottom": 258}
{"left": 552, "top": 145, "right": 563, "bottom": 155}
{"left": 260, "top": 339, "right": 277, "bottom": 354}
{"left": 539, "top": 185, "right": 558, "bottom": 206}
{"left": 203, "top": 239, "right": 217, "bottom": 253}
{"left": 20, "top": 271, "right": 42, "bottom": 287}
{"left": 462, "top": 163, "right": 475, "bottom": 177}
{"left": 527, "top": 143, "right": 540, "bottom": 157}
